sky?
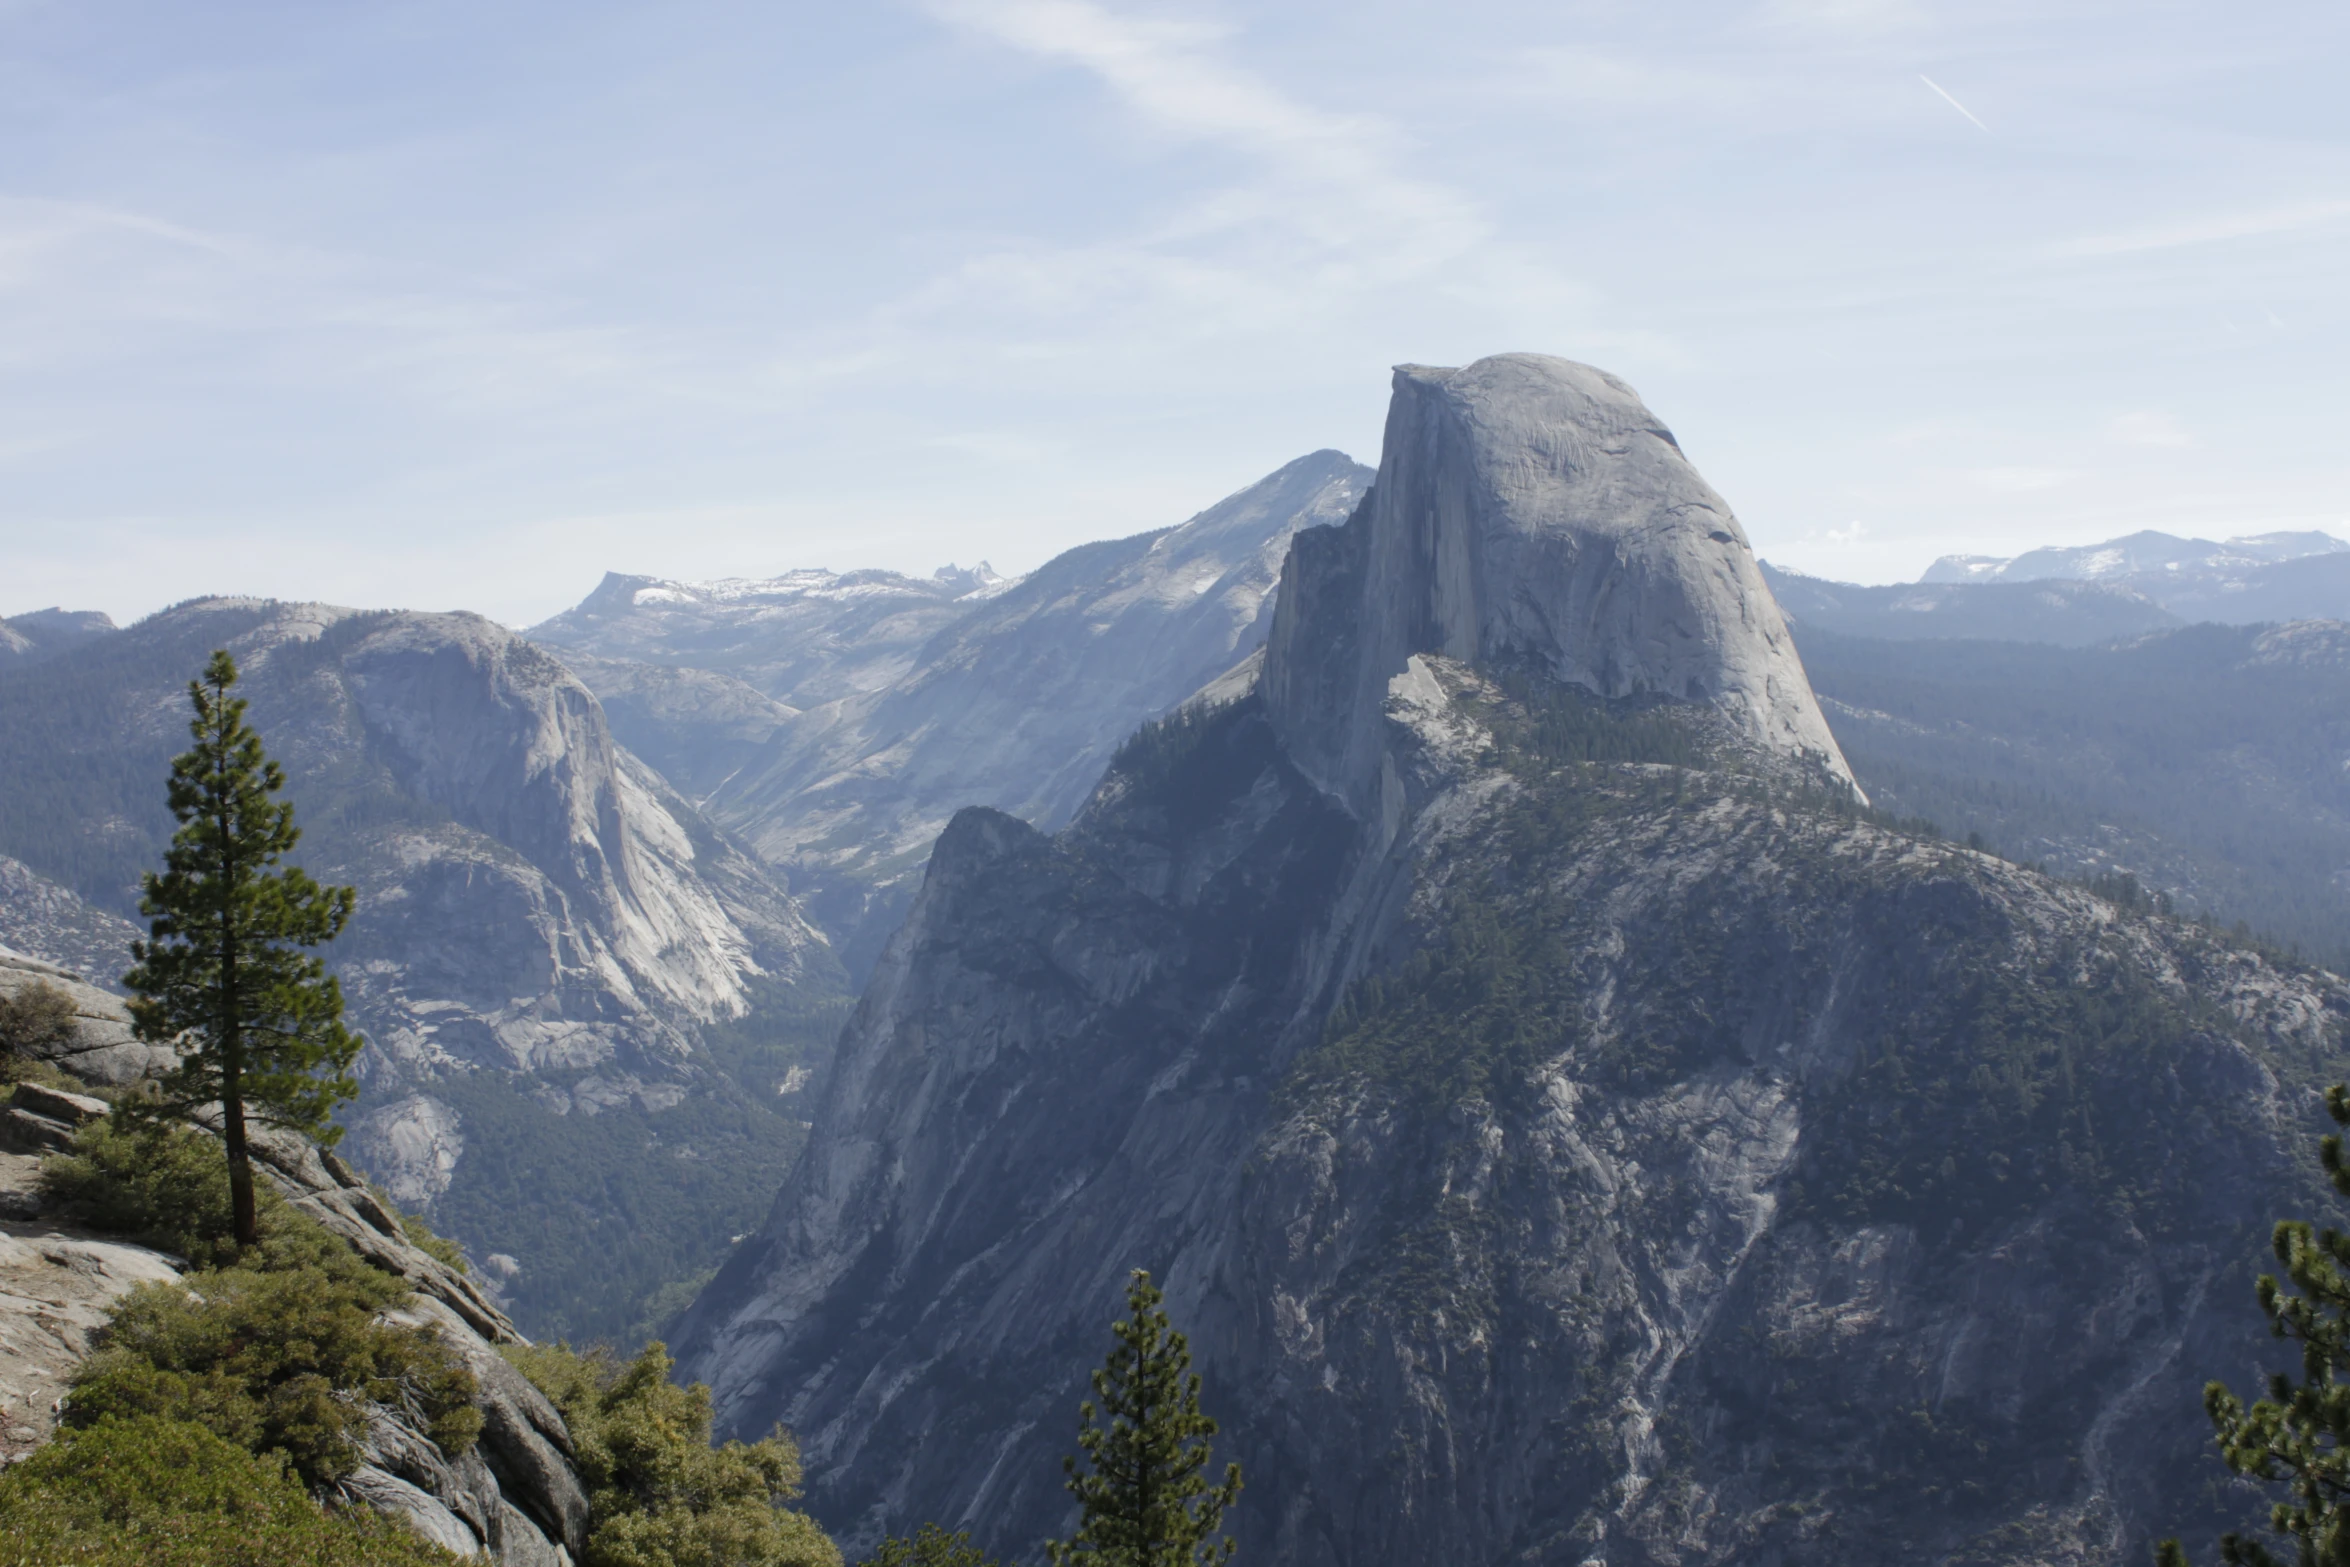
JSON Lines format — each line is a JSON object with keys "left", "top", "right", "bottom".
{"left": 3, "top": 0, "right": 2346, "bottom": 627}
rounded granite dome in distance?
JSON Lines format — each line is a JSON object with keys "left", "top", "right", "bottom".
{"left": 1262, "top": 352, "right": 1858, "bottom": 808}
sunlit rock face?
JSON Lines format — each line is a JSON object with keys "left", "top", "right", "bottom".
{"left": 539, "top": 450, "right": 1373, "bottom": 979}
{"left": 1265, "top": 355, "right": 1855, "bottom": 815}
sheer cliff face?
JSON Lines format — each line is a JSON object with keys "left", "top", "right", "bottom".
{"left": 1267, "top": 356, "right": 1854, "bottom": 813}
{"left": 542, "top": 450, "right": 1372, "bottom": 978}
{"left": 674, "top": 358, "right": 2334, "bottom": 1566}
{"left": 58, "top": 600, "right": 827, "bottom": 1082}
{"left": 0, "top": 598, "right": 840, "bottom": 1334}
{"left": 680, "top": 666, "right": 2332, "bottom": 1567}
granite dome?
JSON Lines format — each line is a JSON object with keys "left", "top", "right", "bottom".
{"left": 1265, "top": 353, "right": 1856, "bottom": 810}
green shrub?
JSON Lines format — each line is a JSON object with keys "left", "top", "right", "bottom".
{"left": 0, "top": 978, "right": 76, "bottom": 1053}
{"left": 0, "top": 1414, "right": 461, "bottom": 1566}
{"left": 45, "top": 1115, "right": 482, "bottom": 1485}
{"left": 507, "top": 1340, "right": 840, "bottom": 1567}
{"left": 69, "top": 1260, "right": 480, "bottom": 1486}
{"left": 860, "top": 1522, "right": 1001, "bottom": 1567}
{"left": 40, "top": 1118, "right": 263, "bottom": 1266}
{"left": 0, "top": 979, "right": 78, "bottom": 1075}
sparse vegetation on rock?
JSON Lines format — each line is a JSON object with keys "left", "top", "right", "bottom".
{"left": 0, "top": 1414, "right": 463, "bottom": 1566}
{"left": 0, "top": 978, "right": 77, "bottom": 1065}
{"left": 506, "top": 1338, "right": 839, "bottom": 1567}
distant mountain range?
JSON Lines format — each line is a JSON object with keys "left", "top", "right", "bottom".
{"left": 1922, "top": 527, "right": 2348, "bottom": 585}
{"left": 1764, "top": 527, "right": 2350, "bottom": 644}
{"left": 532, "top": 449, "right": 1373, "bottom": 978}
{"left": 8, "top": 361, "right": 2350, "bottom": 1564}
{"left": 0, "top": 607, "right": 118, "bottom": 665}
{"left": 0, "top": 450, "right": 1371, "bottom": 1333}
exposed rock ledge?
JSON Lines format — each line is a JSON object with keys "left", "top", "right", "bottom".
{"left": 0, "top": 951, "right": 589, "bottom": 1564}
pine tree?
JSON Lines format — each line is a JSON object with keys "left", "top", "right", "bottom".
{"left": 2161, "top": 1084, "right": 2350, "bottom": 1567}
{"left": 1047, "top": 1269, "right": 1242, "bottom": 1567}
{"left": 123, "top": 650, "right": 362, "bottom": 1250}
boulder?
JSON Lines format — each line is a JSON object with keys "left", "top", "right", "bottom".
{"left": 0, "top": 951, "right": 178, "bottom": 1085}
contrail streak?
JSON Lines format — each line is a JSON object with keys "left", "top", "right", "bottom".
{"left": 1919, "top": 74, "right": 1991, "bottom": 133}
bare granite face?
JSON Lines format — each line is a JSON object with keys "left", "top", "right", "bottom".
{"left": 0, "top": 951, "right": 177, "bottom": 1084}
{"left": 539, "top": 451, "right": 1373, "bottom": 978}
{"left": 1265, "top": 355, "right": 1855, "bottom": 815}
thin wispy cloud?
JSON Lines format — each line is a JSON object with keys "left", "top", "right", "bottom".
{"left": 1918, "top": 75, "right": 1991, "bottom": 133}
{"left": 924, "top": 0, "right": 1471, "bottom": 236}
{"left": 2054, "top": 199, "right": 2350, "bottom": 257}
{"left": 907, "top": 0, "right": 1501, "bottom": 337}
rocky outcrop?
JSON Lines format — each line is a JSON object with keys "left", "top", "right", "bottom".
{"left": 1265, "top": 357, "right": 1853, "bottom": 813}
{"left": 0, "top": 1179, "right": 182, "bottom": 1459}
{"left": 0, "top": 1045, "right": 593, "bottom": 1565}
{"left": 247, "top": 1136, "right": 592, "bottom": 1563}
{"left": 0, "top": 950, "right": 178, "bottom": 1084}
{"left": 0, "top": 861, "right": 142, "bottom": 994}
{"left": 347, "top": 1093, "right": 468, "bottom": 1207}
{"left": 673, "top": 357, "right": 2328, "bottom": 1566}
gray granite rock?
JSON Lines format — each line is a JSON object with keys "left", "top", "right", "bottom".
{"left": 672, "top": 357, "right": 2327, "bottom": 1567}
{"left": 0, "top": 950, "right": 177, "bottom": 1084}
{"left": 542, "top": 451, "right": 1372, "bottom": 979}
{"left": 0, "top": 859, "right": 141, "bottom": 988}
{"left": 1264, "top": 356, "right": 1855, "bottom": 814}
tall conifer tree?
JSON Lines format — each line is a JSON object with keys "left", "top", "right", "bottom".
{"left": 124, "top": 649, "right": 362, "bottom": 1249}
{"left": 1047, "top": 1269, "right": 1242, "bottom": 1567}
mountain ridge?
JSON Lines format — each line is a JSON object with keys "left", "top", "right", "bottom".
{"left": 539, "top": 449, "right": 1373, "bottom": 978}
{"left": 663, "top": 355, "right": 2327, "bottom": 1564}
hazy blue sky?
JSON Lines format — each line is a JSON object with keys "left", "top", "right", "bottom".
{"left": 4, "top": 0, "right": 2345, "bottom": 625}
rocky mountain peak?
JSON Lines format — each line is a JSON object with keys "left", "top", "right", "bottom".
{"left": 0, "top": 606, "right": 119, "bottom": 666}
{"left": 1263, "top": 353, "right": 1855, "bottom": 816}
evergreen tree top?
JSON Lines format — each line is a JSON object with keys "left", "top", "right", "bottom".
{"left": 122, "top": 649, "right": 362, "bottom": 1248}
{"left": 1048, "top": 1269, "right": 1242, "bottom": 1567}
